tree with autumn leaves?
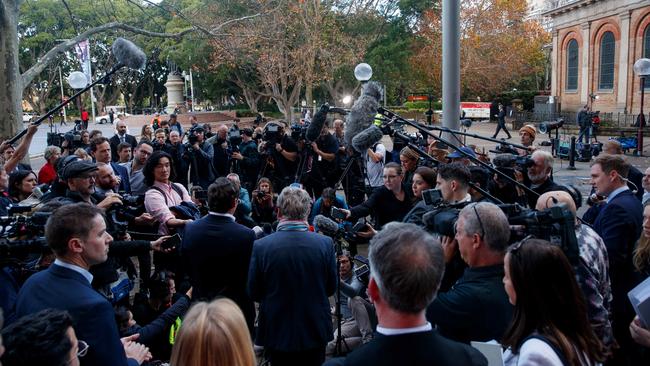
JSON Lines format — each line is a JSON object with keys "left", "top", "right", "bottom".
{"left": 413, "top": 0, "right": 549, "bottom": 101}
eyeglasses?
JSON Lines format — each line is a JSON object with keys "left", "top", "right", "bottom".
{"left": 68, "top": 340, "right": 89, "bottom": 364}
{"left": 509, "top": 235, "right": 535, "bottom": 253}
{"left": 471, "top": 203, "right": 485, "bottom": 238}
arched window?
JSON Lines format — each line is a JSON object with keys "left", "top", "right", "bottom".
{"left": 645, "top": 24, "right": 650, "bottom": 58}
{"left": 566, "top": 39, "right": 579, "bottom": 91}
{"left": 598, "top": 31, "right": 615, "bottom": 90}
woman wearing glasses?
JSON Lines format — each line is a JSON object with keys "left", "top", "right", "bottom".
{"left": 502, "top": 238, "right": 607, "bottom": 365}
{"left": 340, "top": 162, "right": 414, "bottom": 233}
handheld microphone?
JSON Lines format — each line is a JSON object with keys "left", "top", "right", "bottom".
{"left": 344, "top": 81, "right": 383, "bottom": 148}
{"left": 352, "top": 125, "right": 384, "bottom": 153}
{"left": 111, "top": 38, "right": 147, "bottom": 70}
{"left": 305, "top": 104, "right": 330, "bottom": 142}
{"left": 313, "top": 214, "right": 342, "bottom": 237}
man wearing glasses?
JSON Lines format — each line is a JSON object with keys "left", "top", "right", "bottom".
{"left": 425, "top": 202, "right": 514, "bottom": 344}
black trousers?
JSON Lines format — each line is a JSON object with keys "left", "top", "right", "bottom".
{"left": 266, "top": 346, "right": 326, "bottom": 366}
{"left": 492, "top": 119, "right": 511, "bottom": 138}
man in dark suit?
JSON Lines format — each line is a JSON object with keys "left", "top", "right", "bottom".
{"left": 181, "top": 177, "right": 256, "bottom": 331}
{"left": 582, "top": 154, "right": 643, "bottom": 365}
{"left": 248, "top": 186, "right": 337, "bottom": 366}
{"left": 109, "top": 120, "right": 138, "bottom": 162}
{"left": 90, "top": 136, "right": 131, "bottom": 193}
{"left": 325, "top": 223, "right": 487, "bottom": 366}
{"left": 14, "top": 203, "right": 150, "bottom": 366}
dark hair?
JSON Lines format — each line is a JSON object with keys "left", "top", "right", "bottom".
{"left": 149, "top": 270, "right": 174, "bottom": 300}
{"left": 9, "top": 170, "right": 36, "bottom": 200}
{"left": 136, "top": 140, "right": 153, "bottom": 150}
{"left": 469, "top": 166, "right": 490, "bottom": 189}
{"left": 437, "top": 163, "right": 470, "bottom": 188}
{"left": 90, "top": 136, "right": 110, "bottom": 152}
{"left": 502, "top": 239, "right": 607, "bottom": 364}
{"left": 143, "top": 150, "right": 176, "bottom": 187}
{"left": 208, "top": 177, "right": 238, "bottom": 213}
{"left": 321, "top": 187, "right": 337, "bottom": 202}
{"left": 114, "top": 306, "right": 132, "bottom": 335}
{"left": 1, "top": 309, "right": 74, "bottom": 366}
{"left": 117, "top": 142, "right": 132, "bottom": 152}
{"left": 45, "top": 203, "right": 104, "bottom": 256}
{"left": 414, "top": 166, "right": 436, "bottom": 188}
{"left": 88, "top": 130, "right": 102, "bottom": 140}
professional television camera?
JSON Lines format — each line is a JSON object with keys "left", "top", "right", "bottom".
{"left": 105, "top": 194, "right": 145, "bottom": 237}
{"left": 500, "top": 202, "right": 580, "bottom": 265}
{"left": 262, "top": 123, "right": 283, "bottom": 155}
{"left": 46, "top": 120, "right": 84, "bottom": 151}
{"left": 0, "top": 209, "right": 51, "bottom": 284}
{"left": 290, "top": 123, "right": 309, "bottom": 143}
{"left": 492, "top": 153, "right": 534, "bottom": 182}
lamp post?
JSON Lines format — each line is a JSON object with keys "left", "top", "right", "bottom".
{"left": 634, "top": 58, "right": 650, "bottom": 156}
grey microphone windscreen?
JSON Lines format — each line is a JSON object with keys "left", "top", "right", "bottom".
{"left": 352, "top": 125, "right": 384, "bottom": 153}
{"left": 344, "top": 81, "right": 383, "bottom": 148}
{"left": 314, "top": 214, "right": 340, "bottom": 236}
{"left": 112, "top": 38, "right": 147, "bottom": 70}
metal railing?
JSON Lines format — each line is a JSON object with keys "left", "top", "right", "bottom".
{"left": 513, "top": 111, "right": 643, "bottom": 128}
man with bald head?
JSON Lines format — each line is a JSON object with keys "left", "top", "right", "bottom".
{"left": 109, "top": 120, "right": 137, "bottom": 162}
{"left": 536, "top": 190, "right": 613, "bottom": 351}
{"left": 207, "top": 124, "right": 231, "bottom": 177}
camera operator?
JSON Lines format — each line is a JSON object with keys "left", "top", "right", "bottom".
{"left": 307, "top": 122, "right": 339, "bottom": 198}
{"left": 577, "top": 105, "right": 592, "bottom": 144}
{"left": 231, "top": 128, "right": 260, "bottom": 192}
{"left": 425, "top": 202, "right": 513, "bottom": 344}
{"left": 488, "top": 155, "right": 529, "bottom": 206}
{"left": 163, "top": 131, "right": 187, "bottom": 187}
{"left": 57, "top": 161, "right": 122, "bottom": 209}
{"left": 14, "top": 203, "right": 152, "bottom": 366}
{"left": 207, "top": 124, "right": 230, "bottom": 178}
{"left": 184, "top": 125, "right": 214, "bottom": 190}
{"left": 525, "top": 150, "right": 565, "bottom": 208}
{"left": 535, "top": 190, "right": 614, "bottom": 352}
{"left": 0, "top": 124, "right": 38, "bottom": 174}
{"left": 259, "top": 121, "right": 298, "bottom": 191}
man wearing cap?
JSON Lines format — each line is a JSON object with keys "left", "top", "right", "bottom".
{"left": 446, "top": 146, "right": 476, "bottom": 166}
{"left": 517, "top": 124, "right": 537, "bottom": 156}
{"left": 232, "top": 128, "right": 259, "bottom": 192}
{"left": 59, "top": 160, "right": 122, "bottom": 209}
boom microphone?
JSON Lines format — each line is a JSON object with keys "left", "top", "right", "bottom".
{"left": 306, "top": 104, "right": 330, "bottom": 142}
{"left": 111, "top": 37, "right": 147, "bottom": 70}
{"left": 344, "top": 81, "right": 383, "bottom": 148}
{"left": 314, "top": 214, "right": 341, "bottom": 237}
{"left": 352, "top": 125, "right": 384, "bottom": 153}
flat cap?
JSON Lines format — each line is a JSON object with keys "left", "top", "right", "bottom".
{"left": 61, "top": 160, "right": 98, "bottom": 180}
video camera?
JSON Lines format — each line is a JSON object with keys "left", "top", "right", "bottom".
{"left": 262, "top": 123, "right": 283, "bottom": 155}
{"left": 492, "top": 153, "right": 534, "bottom": 182}
{"left": 0, "top": 210, "right": 51, "bottom": 269}
{"left": 290, "top": 123, "right": 308, "bottom": 142}
{"left": 47, "top": 121, "right": 84, "bottom": 151}
{"left": 105, "top": 194, "right": 145, "bottom": 237}
{"left": 500, "top": 203, "right": 580, "bottom": 265}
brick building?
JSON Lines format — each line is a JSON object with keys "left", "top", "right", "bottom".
{"left": 545, "top": 0, "right": 650, "bottom": 114}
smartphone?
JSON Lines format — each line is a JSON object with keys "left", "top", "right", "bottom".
{"left": 162, "top": 233, "right": 181, "bottom": 250}
{"left": 331, "top": 207, "right": 347, "bottom": 220}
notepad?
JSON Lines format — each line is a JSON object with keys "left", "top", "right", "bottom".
{"left": 471, "top": 341, "right": 504, "bottom": 366}
{"left": 628, "top": 276, "right": 650, "bottom": 327}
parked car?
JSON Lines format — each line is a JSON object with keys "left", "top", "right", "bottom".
{"left": 96, "top": 112, "right": 130, "bottom": 124}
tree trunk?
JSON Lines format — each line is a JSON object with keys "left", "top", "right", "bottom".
{"left": 0, "top": 0, "right": 23, "bottom": 139}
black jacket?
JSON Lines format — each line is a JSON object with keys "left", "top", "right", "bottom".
{"left": 350, "top": 186, "right": 414, "bottom": 229}
{"left": 324, "top": 329, "right": 487, "bottom": 366}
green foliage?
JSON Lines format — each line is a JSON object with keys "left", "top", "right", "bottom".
{"left": 403, "top": 100, "right": 441, "bottom": 110}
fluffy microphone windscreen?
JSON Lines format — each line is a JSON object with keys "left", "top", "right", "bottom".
{"left": 112, "top": 38, "right": 147, "bottom": 70}
{"left": 344, "top": 81, "right": 383, "bottom": 148}
{"left": 352, "top": 125, "right": 384, "bottom": 153}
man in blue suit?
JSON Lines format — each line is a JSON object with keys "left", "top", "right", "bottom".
{"left": 181, "top": 177, "right": 256, "bottom": 331}
{"left": 583, "top": 154, "right": 643, "bottom": 365}
{"left": 14, "top": 203, "right": 150, "bottom": 366}
{"left": 248, "top": 186, "right": 337, "bottom": 366}
{"left": 90, "top": 136, "right": 131, "bottom": 193}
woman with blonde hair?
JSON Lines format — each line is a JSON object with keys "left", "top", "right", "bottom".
{"left": 170, "top": 298, "right": 255, "bottom": 366}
